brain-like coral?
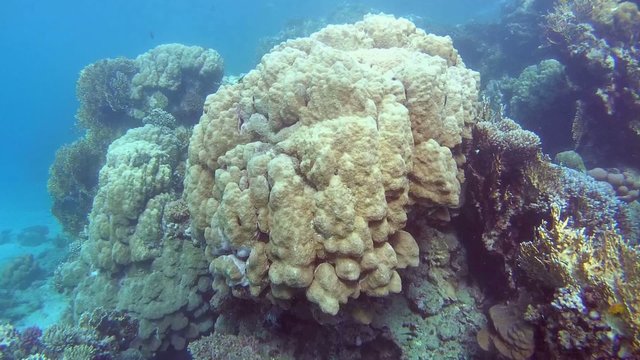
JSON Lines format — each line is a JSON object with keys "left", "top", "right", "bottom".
{"left": 185, "top": 14, "right": 479, "bottom": 315}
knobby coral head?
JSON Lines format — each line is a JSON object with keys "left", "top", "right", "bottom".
{"left": 185, "top": 13, "right": 480, "bottom": 316}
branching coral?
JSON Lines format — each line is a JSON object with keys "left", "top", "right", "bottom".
{"left": 518, "top": 205, "right": 640, "bottom": 354}
{"left": 185, "top": 14, "right": 479, "bottom": 316}
{"left": 76, "top": 58, "right": 138, "bottom": 130}
{"left": 48, "top": 129, "right": 112, "bottom": 235}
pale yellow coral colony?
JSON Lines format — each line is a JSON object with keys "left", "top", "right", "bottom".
{"left": 185, "top": 14, "right": 480, "bottom": 315}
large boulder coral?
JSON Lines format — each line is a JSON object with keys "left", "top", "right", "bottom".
{"left": 185, "top": 14, "right": 480, "bottom": 315}
{"left": 83, "top": 124, "right": 181, "bottom": 270}
{"left": 50, "top": 44, "right": 223, "bottom": 236}
{"left": 62, "top": 124, "right": 212, "bottom": 356}
{"left": 485, "top": 59, "right": 576, "bottom": 155}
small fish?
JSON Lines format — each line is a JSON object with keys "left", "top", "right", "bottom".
{"left": 608, "top": 303, "right": 625, "bottom": 316}
{"left": 149, "top": 31, "right": 155, "bottom": 40}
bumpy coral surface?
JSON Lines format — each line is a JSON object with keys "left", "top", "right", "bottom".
{"left": 185, "top": 14, "right": 479, "bottom": 315}
{"left": 63, "top": 124, "right": 212, "bottom": 356}
{"left": 50, "top": 44, "right": 223, "bottom": 236}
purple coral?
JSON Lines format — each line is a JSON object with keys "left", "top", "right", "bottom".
{"left": 19, "top": 326, "right": 43, "bottom": 354}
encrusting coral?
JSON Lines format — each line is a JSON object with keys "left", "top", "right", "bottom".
{"left": 185, "top": 14, "right": 480, "bottom": 316}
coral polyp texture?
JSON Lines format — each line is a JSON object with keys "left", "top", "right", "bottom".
{"left": 185, "top": 14, "right": 479, "bottom": 315}
{"left": 49, "top": 44, "right": 223, "bottom": 235}
{"left": 61, "top": 124, "right": 213, "bottom": 355}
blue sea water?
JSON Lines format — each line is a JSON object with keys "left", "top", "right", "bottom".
{"left": 0, "top": 0, "right": 503, "bottom": 332}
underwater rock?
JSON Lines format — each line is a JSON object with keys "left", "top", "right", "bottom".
{"left": 0, "top": 254, "right": 43, "bottom": 290}
{"left": 554, "top": 150, "right": 586, "bottom": 172}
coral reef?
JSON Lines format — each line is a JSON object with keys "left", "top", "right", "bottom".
{"left": 36, "top": 7, "right": 640, "bottom": 360}
{"left": 16, "top": 226, "right": 50, "bottom": 247}
{"left": 462, "top": 112, "right": 640, "bottom": 357}
{"left": 41, "top": 309, "right": 141, "bottom": 360}
{"left": 462, "top": 116, "right": 632, "bottom": 293}
{"left": 49, "top": 44, "right": 223, "bottom": 236}
{"left": 485, "top": 59, "right": 576, "bottom": 154}
{"left": 183, "top": 207, "right": 487, "bottom": 360}
{"left": 545, "top": 0, "right": 640, "bottom": 166}
{"left": 185, "top": 14, "right": 479, "bottom": 316}
{"left": 0, "top": 255, "right": 43, "bottom": 290}
{"left": 0, "top": 323, "right": 45, "bottom": 360}
{"left": 57, "top": 123, "right": 213, "bottom": 356}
